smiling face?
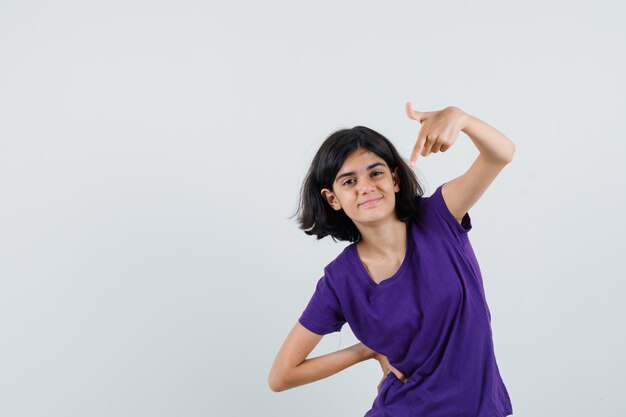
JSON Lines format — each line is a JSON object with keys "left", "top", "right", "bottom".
{"left": 320, "top": 148, "right": 401, "bottom": 227}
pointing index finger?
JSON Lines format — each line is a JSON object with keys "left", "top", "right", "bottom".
{"left": 410, "top": 128, "right": 427, "bottom": 167}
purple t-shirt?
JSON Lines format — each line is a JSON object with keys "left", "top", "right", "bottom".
{"left": 298, "top": 183, "right": 513, "bottom": 417}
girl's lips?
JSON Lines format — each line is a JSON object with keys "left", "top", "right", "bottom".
{"left": 360, "top": 197, "right": 382, "bottom": 207}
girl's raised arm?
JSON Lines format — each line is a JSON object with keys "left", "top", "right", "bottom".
{"left": 405, "top": 102, "right": 515, "bottom": 222}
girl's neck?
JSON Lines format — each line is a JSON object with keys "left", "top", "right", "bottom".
{"left": 355, "top": 217, "right": 407, "bottom": 259}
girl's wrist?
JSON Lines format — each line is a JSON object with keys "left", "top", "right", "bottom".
{"left": 354, "top": 342, "right": 376, "bottom": 361}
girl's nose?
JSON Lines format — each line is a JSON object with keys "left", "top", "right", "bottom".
{"left": 358, "top": 177, "right": 376, "bottom": 193}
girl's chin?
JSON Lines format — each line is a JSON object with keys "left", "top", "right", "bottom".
{"left": 350, "top": 210, "right": 395, "bottom": 224}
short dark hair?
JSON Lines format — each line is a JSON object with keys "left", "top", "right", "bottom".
{"left": 292, "top": 126, "right": 425, "bottom": 242}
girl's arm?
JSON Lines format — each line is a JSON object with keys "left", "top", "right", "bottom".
{"left": 268, "top": 322, "right": 374, "bottom": 392}
{"left": 273, "top": 342, "right": 372, "bottom": 392}
{"left": 405, "top": 103, "right": 515, "bottom": 222}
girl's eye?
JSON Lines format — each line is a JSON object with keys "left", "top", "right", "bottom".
{"left": 342, "top": 172, "right": 384, "bottom": 186}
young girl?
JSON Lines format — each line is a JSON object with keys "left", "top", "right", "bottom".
{"left": 268, "top": 103, "right": 515, "bottom": 417}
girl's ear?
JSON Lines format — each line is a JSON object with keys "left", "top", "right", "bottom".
{"left": 320, "top": 188, "right": 342, "bottom": 211}
{"left": 392, "top": 168, "right": 401, "bottom": 192}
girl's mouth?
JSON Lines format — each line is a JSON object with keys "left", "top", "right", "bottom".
{"left": 360, "top": 197, "right": 382, "bottom": 207}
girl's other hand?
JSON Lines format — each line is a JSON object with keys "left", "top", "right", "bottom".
{"left": 373, "top": 352, "right": 408, "bottom": 387}
{"left": 359, "top": 343, "right": 408, "bottom": 391}
{"left": 405, "top": 101, "right": 468, "bottom": 167}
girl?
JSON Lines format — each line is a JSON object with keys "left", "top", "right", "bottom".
{"left": 268, "top": 102, "right": 515, "bottom": 417}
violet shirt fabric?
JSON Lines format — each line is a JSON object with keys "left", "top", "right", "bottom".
{"left": 298, "top": 183, "right": 513, "bottom": 417}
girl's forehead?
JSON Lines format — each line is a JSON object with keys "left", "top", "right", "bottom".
{"left": 341, "top": 149, "right": 386, "bottom": 168}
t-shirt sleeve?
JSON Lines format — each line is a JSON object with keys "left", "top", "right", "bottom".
{"left": 417, "top": 182, "right": 473, "bottom": 243}
{"left": 298, "top": 274, "right": 347, "bottom": 336}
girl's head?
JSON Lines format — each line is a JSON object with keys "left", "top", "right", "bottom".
{"left": 294, "top": 126, "right": 424, "bottom": 242}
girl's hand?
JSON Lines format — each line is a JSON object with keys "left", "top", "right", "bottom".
{"left": 359, "top": 343, "right": 408, "bottom": 391}
{"left": 373, "top": 352, "right": 408, "bottom": 390}
{"left": 405, "top": 102, "right": 468, "bottom": 167}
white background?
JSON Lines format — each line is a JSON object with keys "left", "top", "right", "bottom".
{"left": 1, "top": 1, "right": 624, "bottom": 416}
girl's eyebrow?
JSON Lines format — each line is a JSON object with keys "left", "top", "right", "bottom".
{"left": 335, "top": 162, "right": 385, "bottom": 183}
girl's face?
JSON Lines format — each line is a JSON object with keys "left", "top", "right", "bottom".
{"left": 320, "top": 148, "right": 401, "bottom": 226}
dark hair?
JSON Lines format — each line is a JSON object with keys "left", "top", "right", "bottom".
{"left": 292, "top": 126, "right": 424, "bottom": 242}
